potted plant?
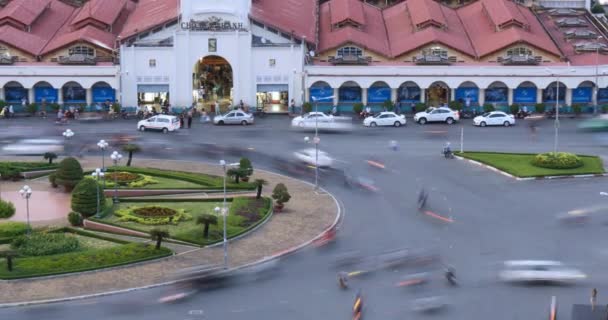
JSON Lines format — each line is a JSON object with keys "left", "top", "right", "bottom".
{"left": 602, "top": 105, "right": 608, "bottom": 114}
{"left": 238, "top": 157, "right": 253, "bottom": 182}
{"left": 302, "top": 102, "right": 312, "bottom": 113}
{"left": 353, "top": 102, "right": 364, "bottom": 115}
{"left": 415, "top": 103, "right": 426, "bottom": 112}
{"left": 572, "top": 104, "right": 582, "bottom": 117}
{"left": 535, "top": 103, "right": 545, "bottom": 114}
{"left": 26, "top": 103, "right": 38, "bottom": 116}
{"left": 509, "top": 104, "right": 520, "bottom": 115}
{"left": 483, "top": 104, "right": 495, "bottom": 113}
{"left": 448, "top": 100, "right": 463, "bottom": 111}
{"left": 382, "top": 100, "right": 394, "bottom": 111}
{"left": 271, "top": 183, "right": 291, "bottom": 212}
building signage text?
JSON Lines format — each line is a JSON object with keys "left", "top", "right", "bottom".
{"left": 181, "top": 16, "right": 246, "bottom": 31}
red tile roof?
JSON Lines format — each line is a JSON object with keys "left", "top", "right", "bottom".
{"left": 0, "top": 24, "right": 45, "bottom": 53}
{"left": 459, "top": 0, "right": 561, "bottom": 57}
{"left": 406, "top": 0, "right": 447, "bottom": 28}
{"left": 250, "top": 0, "right": 316, "bottom": 42}
{"left": 118, "top": 0, "right": 178, "bottom": 39}
{"left": 329, "top": 0, "right": 365, "bottom": 26}
{"left": 71, "top": 0, "right": 128, "bottom": 27}
{"left": 0, "top": 0, "right": 52, "bottom": 27}
{"left": 41, "top": 25, "right": 116, "bottom": 54}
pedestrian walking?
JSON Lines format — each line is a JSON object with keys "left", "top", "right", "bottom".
{"left": 592, "top": 288, "right": 598, "bottom": 311}
{"left": 411, "top": 102, "right": 416, "bottom": 114}
{"left": 215, "top": 100, "right": 220, "bottom": 115}
{"left": 179, "top": 113, "right": 185, "bottom": 128}
{"left": 389, "top": 140, "right": 398, "bottom": 151}
{"left": 290, "top": 99, "right": 295, "bottom": 115}
{"left": 187, "top": 109, "right": 193, "bottom": 128}
{"left": 8, "top": 104, "right": 14, "bottom": 118}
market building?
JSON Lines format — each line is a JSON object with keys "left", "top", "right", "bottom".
{"left": 0, "top": 0, "right": 608, "bottom": 114}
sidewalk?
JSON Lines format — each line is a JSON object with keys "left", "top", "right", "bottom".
{"left": 0, "top": 157, "right": 339, "bottom": 304}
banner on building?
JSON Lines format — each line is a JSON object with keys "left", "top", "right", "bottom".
{"left": 368, "top": 86, "right": 391, "bottom": 103}
{"left": 398, "top": 86, "right": 421, "bottom": 102}
{"left": 63, "top": 86, "right": 86, "bottom": 103}
{"left": 309, "top": 85, "right": 333, "bottom": 103}
{"left": 514, "top": 87, "right": 536, "bottom": 103}
{"left": 572, "top": 87, "right": 592, "bottom": 103}
{"left": 5, "top": 87, "right": 27, "bottom": 103}
{"left": 92, "top": 87, "right": 116, "bottom": 103}
{"left": 338, "top": 86, "right": 361, "bottom": 102}
{"left": 543, "top": 86, "right": 565, "bottom": 102}
{"left": 485, "top": 87, "right": 508, "bottom": 103}
{"left": 455, "top": 87, "right": 479, "bottom": 103}
{"left": 34, "top": 87, "right": 58, "bottom": 103}
{"left": 598, "top": 88, "right": 608, "bottom": 102}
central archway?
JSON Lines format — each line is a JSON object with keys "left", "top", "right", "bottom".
{"left": 194, "top": 55, "right": 233, "bottom": 113}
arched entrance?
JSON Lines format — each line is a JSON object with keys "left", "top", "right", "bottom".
{"left": 4, "top": 81, "right": 27, "bottom": 105}
{"left": 573, "top": 81, "right": 593, "bottom": 106}
{"left": 194, "top": 55, "right": 232, "bottom": 113}
{"left": 514, "top": 81, "right": 537, "bottom": 107}
{"left": 455, "top": 81, "right": 479, "bottom": 109}
{"left": 62, "top": 81, "right": 86, "bottom": 104}
{"left": 92, "top": 82, "right": 116, "bottom": 105}
{"left": 485, "top": 81, "right": 508, "bottom": 105}
{"left": 427, "top": 82, "right": 449, "bottom": 106}
{"left": 543, "top": 82, "right": 566, "bottom": 106}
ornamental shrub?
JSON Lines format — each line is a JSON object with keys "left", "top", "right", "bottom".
{"left": 0, "top": 200, "right": 15, "bottom": 219}
{"left": 592, "top": 3, "right": 605, "bottom": 14}
{"left": 353, "top": 103, "right": 364, "bottom": 114}
{"left": 239, "top": 157, "right": 253, "bottom": 181}
{"left": 535, "top": 103, "right": 545, "bottom": 113}
{"left": 483, "top": 104, "right": 495, "bottom": 113}
{"left": 572, "top": 104, "right": 582, "bottom": 115}
{"left": 11, "top": 232, "right": 80, "bottom": 256}
{"left": 531, "top": 152, "right": 583, "bottom": 169}
{"left": 272, "top": 183, "right": 291, "bottom": 205}
{"left": 448, "top": 100, "right": 463, "bottom": 111}
{"left": 382, "top": 100, "right": 395, "bottom": 111}
{"left": 55, "top": 157, "right": 84, "bottom": 191}
{"left": 67, "top": 211, "right": 83, "bottom": 226}
{"left": 0, "top": 222, "right": 28, "bottom": 238}
{"left": 302, "top": 102, "right": 312, "bottom": 113}
{"left": 26, "top": 103, "right": 38, "bottom": 115}
{"left": 71, "top": 178, "right": 106, "bottom": 217}
{"left": 510, "top": 104, "right": 520, "bottom": 115}
{"left": 49, "top": 173, "right": 58, "bottom": 188}
{"left": 415, "top": 103, "right": 427, "bottom": 112}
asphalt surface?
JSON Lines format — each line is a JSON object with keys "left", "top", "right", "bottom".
{"left": 2, "top": 115, "right": 608, "bottom": 320}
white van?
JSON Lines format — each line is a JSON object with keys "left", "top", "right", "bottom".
{"left": 137, "top": 115, "right": 180, "bottom": 133}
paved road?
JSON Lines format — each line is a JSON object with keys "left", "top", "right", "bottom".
{"left": 1, "top": 115, "right": 607, "bottom": 320}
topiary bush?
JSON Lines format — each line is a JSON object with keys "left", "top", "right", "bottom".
{"left": 239, "top": 157, "right": 253, "bottom": 182}
{"left": 11, "top": 232, "right": 80, "bottom": 256}
{"left": 0, "top": 200, "right": 15, "bottom": 219}
{"left": 0, "top": 222, "right": 28, "bottom": 238}
{"left": 71, "top": 178, "right": 106, "bottom": 217}
{"left": 55, "top": 157, "right": 84, "bottom": 192}
{"left": 531, "top": 152, "right": 583, "bottom": 169}
{"left": 67, "top": 211, "right": 83, "bottom": 226}
{"left": 272, "top": 183, "right": 291, "bottom": 211}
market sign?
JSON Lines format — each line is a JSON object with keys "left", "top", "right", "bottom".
{"left": 181, "top": 17, "right": 246, "bottom": 31}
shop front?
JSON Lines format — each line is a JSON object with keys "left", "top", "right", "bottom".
{"left": 256, "top": 84, "right": 288, "bottom": 113}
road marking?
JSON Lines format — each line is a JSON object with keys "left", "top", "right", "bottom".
{"left": 423, "top": 210, "right": 454, "bottom": 223}
{"left": 188, "top": 310, "right": 204, "bottom": 315}
{"left": 366, "top": 160, "right": 385, "bottom": 169}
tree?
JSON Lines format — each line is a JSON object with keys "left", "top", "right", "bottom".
{"left": 272, "top": 183, "right": 291, "bottom": 210}
{"left": 592, "top": 3, "right": 605, "bottom": 14}
{"left": 227, "top": 168, "right": 241, "bottom": 184}
{"left": 54, "top": 157, "right": 84, "bottom": 191}
{"left": 197, "top": 214, "right": 218, "bottom": 238}
{"left": 122, "top": 144, "right": 141, "bottom": 167}
{"left": 71, "top": 178, "right": 105, "bottom": 217}
{"left": 0, "top": 250, "right": 16, "bottom": 272}
{"left": 239, "top": 157, "right": 253, "bottom": 182}
{"left": 43, "top": 152, "right": 57, "bottom": 164}
{"left": 253, "top": 179, "right": 267, "bottom": 199}
{"left": 149, "top": 228, "right": 169, "bottom": 250}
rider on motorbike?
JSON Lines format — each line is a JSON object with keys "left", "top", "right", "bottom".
{"left": 443, "top": 142, "right": 453, "bottom": 158}
{"left": 353, "top": 290, "right": 363, "bottom": 319}
{"left": 417, "top": 188, "right": 428, "bottom": 210}
{"left": 445, "top": 266, "right": 456, "bottom": 285}
{"left": 338, "top": 271, "right": 349, "bottom": 289}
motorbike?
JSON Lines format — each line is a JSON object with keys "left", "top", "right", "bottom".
{"left": 445, "top": 268, "right": 457, "bottom": 286}
{"left": 442, "top": 147, "right": 454, "bottom": 159}
{"left": 515, "top": 110, "right": 529, "bottom": 119}
{"left": 338, "top": 272, "right": 349, "bottom": 289}
{"left": 417, "top": 189, "right": 428, "bottom": 210}
{"left": 353, "top": 290, "right": 363, "bottom": 320}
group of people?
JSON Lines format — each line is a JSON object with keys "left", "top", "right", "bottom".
{"left": 0, "top": 105, "right": 14, "bottom": 118}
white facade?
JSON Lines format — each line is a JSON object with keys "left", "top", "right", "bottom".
{"left": 535, "top": 0, "right": 591, "bottom": 9}
{"left": 120, "top": 0, "right": 304, "bottom": 109}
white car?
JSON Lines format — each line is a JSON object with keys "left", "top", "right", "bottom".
{"left": 293, "top": 148, "right": 333, "bottom": 167}
{"left": 213, "top": 110, "right": 254, "bottom": 125}
{"left": 499, "top": 260, "right": 586, "bottom": 284}
{"left": 414, "top": 107, "right": 459, "bottom": 125}
{"left": 2, "top": 139, "right": 63, "bottom": 155}
{"left": 473, "top": 111, "right": 515, "bottom": 127}
{"left": 363, "top": 112, "right": 406, "bottom": 127}
{"left": 291, "top": 112, "right": 352, "bottom": 131}
{"left": 137, "top": 115, "right": 180, "bottom": 133}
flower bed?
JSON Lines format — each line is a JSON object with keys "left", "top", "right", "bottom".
{"left": 105, "top": 172, "right": 141, "bottom": 184}
{"left": 133, "top": 206, "right": 177, "bottom": 218}
{"left": 115, "top": 205, "right": 191, "bottom": 225}
{"left": 104, "top": 174, "right": 158, "bottom": 188}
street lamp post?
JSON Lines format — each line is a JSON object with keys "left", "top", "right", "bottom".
{"left": 91, "top": 168, "right": 105, "bottom": 218}
{"left": 218, "top": 160, "right": 238, "bottom": 269}
{"left": 19, "top": 185, "right": 32, "bottom": 234}
{"left": 62, "top": 129, "right": 74, "bottom": 156}
{"left": 310, "top": 95, "right": 335, "bottom": 190}
{"left": 595, "top": 36, "right": 604, "bottom": 115}
{"left": 545, "top": 67, "right": 574, "bottom": 153}
{"left": 110, "top": 151, "right": 123, "bottom": 203}
{"left": 97, "top": 140, "right": 108, "bottom": 187}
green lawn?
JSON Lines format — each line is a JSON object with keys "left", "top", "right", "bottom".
{"left": 67, "top": 233, "right": 120, "bottom": 250}
{"left": 456, "top": 152, "right": 605, "bottom": 177}
{"left": 98, "top": 198, "right": 271, "bottom": 245}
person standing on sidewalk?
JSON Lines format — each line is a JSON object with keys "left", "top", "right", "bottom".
{"left": 187, "top": 109, "right": 193, "bottom": 128}
{"left": 179, "top": 113, "right": 185, "bottom": 129}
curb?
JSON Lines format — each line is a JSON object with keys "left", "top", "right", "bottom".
{"left": 455, "top": 156, "right": 608, "bottom": 181}
{"left": 0, "top": 163, "right": 342, "bottom": 308}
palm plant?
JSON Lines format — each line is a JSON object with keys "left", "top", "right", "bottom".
{"left": 149, "top": 228, "right": 169, "bottom": 250}
{"left": 122, "top": 144, "right": 141, "bottom": 167}
{"left": 1, "top": 250, "right": 16, "bottom": 272}
{"left": 43, "top": 152, "right": 58, "bottom": 164}
{"left": 253, "top": 179, "right": 267, "bottom": 199}
{"left": 197, "top": 214, "right": 218, "bottom": 238}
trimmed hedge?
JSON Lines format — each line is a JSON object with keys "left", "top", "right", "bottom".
{"left": 0, "top": 221, "right": 28, "bottom": 238}
{"left": 106, "top": 166, "right": 255, "bottom": 190}
{"left": 0, "top": 162, "right": 58, "bottom": 181}
{"left": 0, "top": 243, "right": 172, "bottom": 279}
{"left": 71, "top": 178, "right": 106, "bottom": 217}
{"left": 531, "top": 152, "right": 583, "bottom": 169}
{"left": 11, "top": 232, "right": 81, "bottom": 256}
{"left": 0, "top": 200, "right": 15, "bottom": 219}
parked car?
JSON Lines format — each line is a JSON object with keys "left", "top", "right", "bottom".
{"left": 363, "top": 112, "right": 406, "bottom": 127}
{"left": 498, "top": 260, "right": 586, "bottom": 284}
{"left": 293, "top": 148, "right": 333, "bottom": 167}
{"left": 137, "top": 115, "right": 180, "bottom": 133}
{"left": 291, "top": 112, "right": 352, "bottom": 131}
{"left": 473, "top": 111, "right": 515, "bottom": 127}
{"left": 2, "top": 138, "right": 64, "bottom": 155}
{"left": 414, "top": 107, "right": 459, "bottom": 124}
{"left": 213, "top": 110, "right": 254, "bottom": 125}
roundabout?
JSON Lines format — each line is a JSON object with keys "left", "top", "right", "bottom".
{"left": 0, "top": 117, "right": 606, "bottom": 319}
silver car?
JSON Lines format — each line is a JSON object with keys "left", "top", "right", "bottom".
{"left": 213, "top": 110, "right": 254, "bottom": 125}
